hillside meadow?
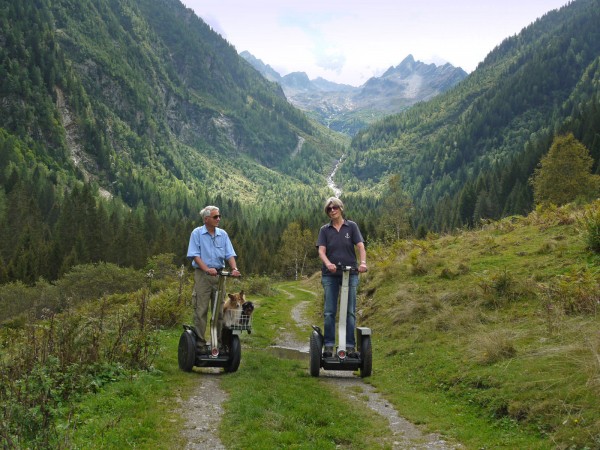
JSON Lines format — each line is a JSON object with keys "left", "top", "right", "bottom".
{"left": 0, "top": 201, "right": 599, "bottom": 448}
{"left": 340, "top": 200, "right": 600, "bottom": 448}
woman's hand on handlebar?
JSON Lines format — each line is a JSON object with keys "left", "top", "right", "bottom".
{"left": 333, "top": 263, "right": 365, "bottom": 273}
{"left": 326, "top": 263, "right": 337, "bottom": 273}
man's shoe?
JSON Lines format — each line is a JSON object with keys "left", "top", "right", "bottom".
{"left": 196, "top": 343, "right": 208, "bottom": 355}
{"left": 323, "top": 346, "right": 334, "bottom": 358}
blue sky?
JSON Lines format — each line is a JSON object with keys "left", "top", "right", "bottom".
{"left": 180, "top": 0, "right": 571, "bottom": 86}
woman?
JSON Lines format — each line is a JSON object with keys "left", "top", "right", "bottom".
{"left": 316, "top": 197, "right": 367, "bottom": 358}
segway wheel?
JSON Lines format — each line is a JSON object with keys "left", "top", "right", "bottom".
{"left": 178, "top": 331, "right": 196, "bottom": 372}
{"left": 309, "top": 330, "right": 323, "bottom": 377}
{"left": 359, "top": 335, "right": 372, "bottom": 378}
{"left": 224, "top": 334, "right": 241, "bottom": 373}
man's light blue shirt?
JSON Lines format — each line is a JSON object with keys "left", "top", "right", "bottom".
{"left": 187, "top": 225, "right": 236, "bottom": 269}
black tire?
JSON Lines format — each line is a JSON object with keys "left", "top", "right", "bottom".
{"left": 360, "top": 335, "right": 372, "bottom": 378}
{"left": 309, "top": 331, "right": 322, "bottom": 377}
{"left": 224, "top": 334, "right": 241, "bottom": 373}
{"left": 178, "top": 331, "right": 196, "bottom": 372}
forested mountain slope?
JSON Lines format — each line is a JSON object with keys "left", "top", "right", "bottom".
{"left": 2, "top": 0, "right": 600, "bottom": 284}
{"left": 2, "top": 0, "right": 343, "bottom": 199}
{"left": 0, "top": 0, "right": 346, "bottom": 281}
{"left": 338, "top": 0, "right": 600, "bottom": 231}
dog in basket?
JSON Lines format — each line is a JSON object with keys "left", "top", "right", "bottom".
{"left": 223, "top": 291, "right": 253, "bottom": 327}
{"left": 240, "top": 301, "right": 254, "bottom": 326}
{"left": 224, "top": 290, "right": 246, "bottom": 312}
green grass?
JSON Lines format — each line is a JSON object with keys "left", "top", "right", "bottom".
{"left": 219, "top": 351, "right": 390, "bottom": 449}
{"left": 67, "top": 329, "right": 193, "bottom": 449}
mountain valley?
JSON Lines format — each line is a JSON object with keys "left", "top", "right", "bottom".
{"left": 241, "top": 52, "right": 467, "bottom": 135}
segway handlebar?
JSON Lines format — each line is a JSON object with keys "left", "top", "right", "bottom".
{"left": 335, "top": 263, "right": 359, "bottom": 273}
{"left": 216, "top": 268, "right": 242, "bottom": 277}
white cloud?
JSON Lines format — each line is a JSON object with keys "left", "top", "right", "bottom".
{"left": 182, "top": 0, "right": 571, "bottom": 86}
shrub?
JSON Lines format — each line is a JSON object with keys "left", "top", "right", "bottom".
{"left": 147, "top": 287, "right": 188, "bottom": 328}
{"left": 471, "top": 330, "right": 517, "bottom": 365}
{"left": 580, "top": 201, "right": 600, "bottom": 254}
{"left": 439, "top": 267, "right": 457, "bottom": 279}
{"left": 0, "top": 280, "right": 61, "bottom": 323}
{"left": 477, "top": 269, "right": 525, "bottom": 308}
{"left": 145, "top": 253, "right": 180, "bottom": 280}
{"left": 240, "top": 275, "right": 277, "bottom": 296}
{"left": 54, "top": 263, "right": 145, "bottom": 306}
{"left": 0, "top": 281, "right": 37, "bottom": 323}
{"left": 408, "top": 248, "right": 429, "bottom": 276}
{"left": 538, "top": 270, "right": 600, "bottom": 315}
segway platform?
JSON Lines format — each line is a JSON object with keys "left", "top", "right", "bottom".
{"left": 178, "top": 323, "right": 248, "bottom": 372}
{"left": 310, "top": 325, "right": 372, "bottom": 377}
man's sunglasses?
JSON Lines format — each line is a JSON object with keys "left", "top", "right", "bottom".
{"left": 326, "top": 206, "right": 339, "bottom": 212}
{"left": 211, "top": 215, "right": 221, "bottom": 219}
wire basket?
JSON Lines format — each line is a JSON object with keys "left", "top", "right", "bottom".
{"left": 223, "top": 308, "right": 253, "bottom": 331}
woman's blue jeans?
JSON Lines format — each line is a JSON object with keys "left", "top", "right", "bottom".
{"left": 321, "top": 273, "right": 359, "bottom": 348}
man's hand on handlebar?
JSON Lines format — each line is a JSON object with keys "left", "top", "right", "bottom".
{"left": 206, "top": 268, "right": 242, "bottom": 277}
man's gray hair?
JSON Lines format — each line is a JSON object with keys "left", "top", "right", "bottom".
{"left": 200, "top": 206, "right": 219, "bottom": 219}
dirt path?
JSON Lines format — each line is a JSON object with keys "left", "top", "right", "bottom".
{"left": 180, "top": 287, "right": 461, "bottom": 449}
{"left": 179, "top": 369, "right": 227, "bottom": 449}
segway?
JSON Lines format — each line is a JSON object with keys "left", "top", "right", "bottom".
{"left": 310, "top": 265, "right": 372, "bottom": 378}
{"left": 178, "top": 270, "right": 251, "bottom": 373}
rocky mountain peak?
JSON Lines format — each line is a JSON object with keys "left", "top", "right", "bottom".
{"left": 241, "top": 51, "right": 467, "bottom": 135}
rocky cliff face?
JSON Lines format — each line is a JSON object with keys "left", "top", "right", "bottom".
{"left": 241, "top": 52, "right": 467, "bottom": 135}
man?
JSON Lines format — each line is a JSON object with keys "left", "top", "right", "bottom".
{"left": 187, "top": 206, "right": 240, "bottom": 351}
{"left": 317, "top": 197, "right": 367, "bottom": 358}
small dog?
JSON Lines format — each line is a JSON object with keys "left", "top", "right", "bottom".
{"left": 240, "top": 301, "right": 254, "bottom": 326}
{"left": 224, "top": 290, "right": 245, "bottom": 312}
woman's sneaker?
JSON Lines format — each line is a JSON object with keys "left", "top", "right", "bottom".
{"left": 347, "top": 347, "right": 359, "bottom": 358}
{"left": 323, "top": 346, "right": 334, "bottom": 358}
